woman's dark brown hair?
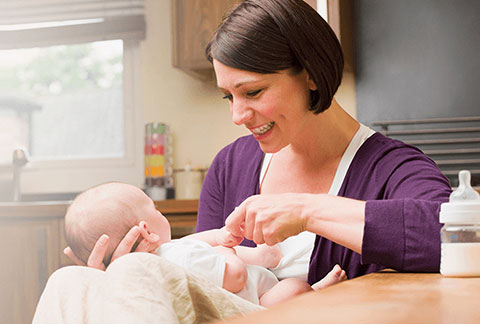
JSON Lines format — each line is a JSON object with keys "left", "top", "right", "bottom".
{"left": 206, "top": 0, "right": 344, "bottom": 114}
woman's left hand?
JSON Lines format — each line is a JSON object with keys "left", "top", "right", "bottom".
{"left": 225, "top": 194, "right": 308, "bottom": 245}
{"left": 64, "top": 224, "right": 160, "bottom": 270}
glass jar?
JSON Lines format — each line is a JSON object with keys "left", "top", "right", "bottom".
{"left": 144, "top": 122, "right": 173, "bottom": 200}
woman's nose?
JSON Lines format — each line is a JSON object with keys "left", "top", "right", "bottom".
{"left": 231, "top": 101, "right": 253, "bottom": 125}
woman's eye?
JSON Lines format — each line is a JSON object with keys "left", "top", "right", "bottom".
{"left": 247, "top": 89, "right": 262, "bottom": 97}
{"left": 222, "top": 94, "right": 233, "bottom": 101}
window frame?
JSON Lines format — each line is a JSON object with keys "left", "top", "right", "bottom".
{"left": 2, "top": 40, "right": 144, "bottom": 195}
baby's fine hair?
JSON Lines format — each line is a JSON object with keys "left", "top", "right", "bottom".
{"left": 65, "top": 182, "right": 141, "bottom": 266}
{"left": 206, "top": 0, "right": 344, "bottom": 114}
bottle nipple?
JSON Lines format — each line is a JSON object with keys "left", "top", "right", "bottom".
{"left": 449, "top": 170, "right": 480, "bottom": 202}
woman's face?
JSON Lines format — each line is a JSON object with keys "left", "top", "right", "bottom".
{"left": 213, "top": 59, "right": 317, "bottom": 153}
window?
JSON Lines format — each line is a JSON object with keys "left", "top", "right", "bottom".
{"left": 0, "top": 1, "right": 145, "bottom": 197}
{"left": 0, "top": 40, "right": 124, "bottom": 161}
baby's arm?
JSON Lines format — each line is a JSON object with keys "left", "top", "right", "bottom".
{"left": 186, "top": 227, "right": 243, "bottom": 247}
{"left": 213, "top": 246, "right": 247, "bottom": 293}
{"left": 234, "top": 244, "right": 282, "bottom": 269}
{"left": 185, "top": 228, "right": 247, "bottom": 292}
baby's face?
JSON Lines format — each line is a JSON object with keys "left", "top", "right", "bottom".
{"left": 144, "top": 205, "right": 171, "bottom": 246}
{"left": 133, "top": 189, "right": 171, "bottom": 246}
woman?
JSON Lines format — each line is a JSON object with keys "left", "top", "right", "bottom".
{"left": 68, "top": 0, "right": 451, "bottom": 283}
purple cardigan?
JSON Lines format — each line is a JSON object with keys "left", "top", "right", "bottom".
{"left": 196, "top": 133, "right": 451, "bottom": 283}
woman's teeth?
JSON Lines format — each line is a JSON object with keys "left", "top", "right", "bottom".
{"left": 252, "top": 122, "right": 275, "bottom": 135}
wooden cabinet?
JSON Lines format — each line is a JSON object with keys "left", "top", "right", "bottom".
{"left": 172, "top": 0, "right": 241, "bottom": 80}
{"left": 327, "top": 0, "right": 354, "bottom": 73}
{"left": 172, "top": 0, "right": 317, "bottom": 80}
{"left": 0, "top": 203, "right": 70, "bottom": 324}
{"left": 0, "top": 199, "right": 198, "bottom": 324}
{"left": 154, "top": 199, "right": 198, "bottom": 238}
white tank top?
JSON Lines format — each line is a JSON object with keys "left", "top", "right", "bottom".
{"left": 263, "top": 123, "right": 375, "bottom": 281}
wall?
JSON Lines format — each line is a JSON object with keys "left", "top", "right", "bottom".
{"left": 354, "top": 0, "right": 480, "bottom": 125}
{"left": 140, "top": 0, "right": 248, "bottom": 171}
{"left": 140, "top": 0, "right": 357, "bottom": 172}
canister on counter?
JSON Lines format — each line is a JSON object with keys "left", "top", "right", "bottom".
{"left": 144, "top": 122, "right": 173, "bottom": 200}
{"left": 174, "top": 164, "right": 207, "bottom": 200}
{"left": 440, "top": 170, "right": 480, "bottom": 277}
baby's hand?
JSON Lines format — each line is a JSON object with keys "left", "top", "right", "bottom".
{"left": 216, "top": 227, "right": 243, "bottom": 247}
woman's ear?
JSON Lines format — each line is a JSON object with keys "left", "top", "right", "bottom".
{"left": 306, "top": 72, "right": 317, "bottom": 91}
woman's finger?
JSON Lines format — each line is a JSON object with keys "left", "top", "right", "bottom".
{"left": 134, "top": 234, "right": 160, "bottom": 252}
{"left": 134, "top": 238, "right": 152, "bottom": 252}
{"left": 110, "top": 225, "right": 141, "bottom": 262}
{"left": 252, "top": 219, "right": 265, "bottom": 245}
{"left": 87, "top": 234, "right": 109, "bottom": 270}
{"left": 243, "top": 208, "right": 256, "bottom": 241}
{"left": 133, "top": 221, "right": 160, "bottom": 252}
{"left": 64, "top": 246, "right": 86, "bottom": 266}
{"left": 225, "top": 206, "right": 246, "bottom": 237}
{"left": 138, "top": 221, "right": 160, "bottom": 243}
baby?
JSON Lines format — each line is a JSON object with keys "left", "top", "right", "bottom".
{"left": 65, "top": 182, "right": 345, "bottom": 306}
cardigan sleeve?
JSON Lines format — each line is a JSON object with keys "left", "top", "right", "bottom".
{"left": 361, "top": 147, "right": 451, "bottom": 272}
{"left": 196, "top": 150, "right": 226, "bottom": 232}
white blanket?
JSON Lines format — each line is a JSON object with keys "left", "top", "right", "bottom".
{"left": 33, "top": 253, "right": 263, "bottom": 324}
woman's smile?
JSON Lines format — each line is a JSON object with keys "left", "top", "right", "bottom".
{"left": 249, "top": 121, "right": 275, "bottom": 137}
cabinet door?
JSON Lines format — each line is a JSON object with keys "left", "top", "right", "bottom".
{"left": 173, "top": 0, "right": 240, "bottom": 77}
{"left": 173, "top": 0, "right": 317, "bottom": 79}
{"left": 0, "top": 218, "right": 62, "bottom": 324}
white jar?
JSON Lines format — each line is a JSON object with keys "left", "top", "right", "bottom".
{"left": 439, "top": 170, "right": 480, "bottom": 277}
{"left": 174, "top": 164, "right": 206, "bottom": 200}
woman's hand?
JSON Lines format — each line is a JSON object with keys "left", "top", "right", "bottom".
{"left": 226, "top": 193, "right": 366, "bottom": 252}
{"left": 225, "top": 194, "right": 309, "bottom": 245}
{"left": 64, "top": 223, "right": 160, "bottom": 270}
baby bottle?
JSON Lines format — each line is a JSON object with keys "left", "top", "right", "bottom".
{"left": 439, "top": 170, "right": 480, "bottom": 277}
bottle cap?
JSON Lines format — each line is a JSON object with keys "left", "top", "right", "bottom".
{"left": 439, "top": 170, "right": 480, "bottom": 224}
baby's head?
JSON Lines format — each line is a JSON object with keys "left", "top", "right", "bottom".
{"left": 65, "top": 182, "right": 171, "bottom": 266}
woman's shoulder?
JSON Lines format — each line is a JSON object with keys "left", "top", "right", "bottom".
{"left": 357, "top": 132, "right": 429, "bottom": 162}
{"left": 219, "top": 134, "right": 261, "bottom": 155}
{"left": 212, "top": 135, "right": 263, "bottom": 166}
{"left": 343, "top": 132, "right": 450, "bottom": 198}
{"left": 351, "top": 131, "right": 445, "bottom": 180}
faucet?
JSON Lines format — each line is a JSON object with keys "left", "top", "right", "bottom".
{"left": 12, "top": 147, "right": 29, "bottom": 202}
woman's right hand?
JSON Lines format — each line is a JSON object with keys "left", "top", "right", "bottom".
{"left": 64, "top": 224, "right": 160, "bottom": 270}
{"left": 226, "top": 193, "right": 365, "bottom": 253}
{"left": 225, "top": 194, "right": 309, "bottom": 246}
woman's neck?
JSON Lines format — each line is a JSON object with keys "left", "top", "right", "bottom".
{"left": 284, "top": 99, "right": 359, "bottom": 169}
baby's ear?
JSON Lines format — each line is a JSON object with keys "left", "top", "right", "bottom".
{"left": 138, "top": 220, "right": 149, "bottom": 232}
{"left": 138, "top": 220, "right": 159, "bottom": 242}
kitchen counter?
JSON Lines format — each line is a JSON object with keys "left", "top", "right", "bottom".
{"left": 1, "top": 198, "right": 198, "bottom": 324}
{"left": 216, "top": 271, "right": 480, "bottom": 324}
{"left": 154, "top": 199, "right": 198, "bottom": 238}
{"left": 0, "top": 200, "right": 70, "bottom": 218}
{"left": 0, "top": 199, "right": 198, "bottom": 233}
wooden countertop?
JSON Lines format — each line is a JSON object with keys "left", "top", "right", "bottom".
{"left": 0, "top": 200, "right": 70, "bottom": 218}
{"left": 0, "top": 199, "right": 199, "bottom": 219}
{"left": 154, "top": 199, "right": 198, "bottom": 214}
{"left": 154, "top": 199, "right": 198, "bottom": 238}
{"left": 217, "top": 271, "right": 480, "bottom": 324}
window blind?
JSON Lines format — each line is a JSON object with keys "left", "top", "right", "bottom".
{"left": 0, "top": 0, "right": 145, "bottom": 49}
